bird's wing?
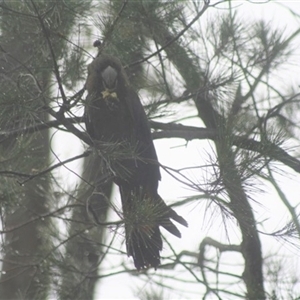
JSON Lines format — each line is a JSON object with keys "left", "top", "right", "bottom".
{"left": 125, "top": 88, "right": 161, "bottom": 181}
{"left": 84, "top": 92, "right": 97, "bottom": 139}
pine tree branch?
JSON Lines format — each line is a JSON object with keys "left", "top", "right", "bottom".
{"left": 2, "top": 118, "right": 299, "bottom": 177}
{"left": 30, "top": 0, "right": 67, "bottom": 105}
{"left": 150, "top": 121, "right": 300, "bottom": 174}
{"left": 0, "top": 151, "right": 91, "bottom": 184}
{"left": 0, "top": 117, "right": 83, "bottom": 141}
{"left": 266, "top": 167, "right": 300, "bottom": 239}
{"left": 100, "top": 0, "right": 129, "bottom": 51}
{"left": 128, "top": 0, "right": 210, "bottom": 68}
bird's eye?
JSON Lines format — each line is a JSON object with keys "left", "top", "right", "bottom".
{"left": 101, "top": 66, "right": 118, "bottom": 90}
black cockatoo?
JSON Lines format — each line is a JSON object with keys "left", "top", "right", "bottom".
{"left": 84, "top": 53, "right": 187, "bottom": 270}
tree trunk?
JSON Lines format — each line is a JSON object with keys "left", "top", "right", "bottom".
{"left": 59, "top": 154, "right": 112, "bottom": 300}
{"left": 150, "top": 23, "right": 265, "bottom": 299}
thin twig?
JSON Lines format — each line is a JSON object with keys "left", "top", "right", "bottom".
{"left": 17, "top": 151, "right": 91, "bottom": 185}
{"left": 128, "top": 1, "right": 210, "bottom": 68}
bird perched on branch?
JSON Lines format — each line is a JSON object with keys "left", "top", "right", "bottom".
{"left": 84, "top": 49, "right": 187, "bottom": 270}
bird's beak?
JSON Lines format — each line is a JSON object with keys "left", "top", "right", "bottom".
{"left": 101, "top": 66, "right": 118, "bottom": 90}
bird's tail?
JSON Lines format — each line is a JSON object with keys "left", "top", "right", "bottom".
{"left": 125, "top": 220, "right": 162, "bottom": 270}
{"left": 121, "top": 189, "right": 187, "bottom": 270}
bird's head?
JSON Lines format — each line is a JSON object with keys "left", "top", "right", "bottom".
{"left": 86, "top": 54, "right": 129, "bottom": 100}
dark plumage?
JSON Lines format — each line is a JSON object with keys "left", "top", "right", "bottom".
{"left": 84, "top": 54, "right": 187, "bottom": 270}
